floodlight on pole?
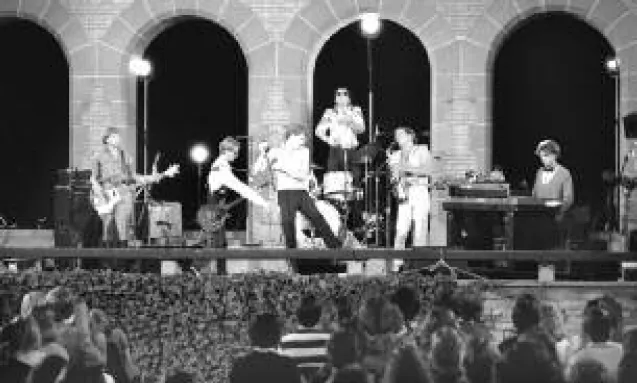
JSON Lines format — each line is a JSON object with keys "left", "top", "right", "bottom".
{"left": 605, "top": 57, "right": 620, "bottom": 74}
{"left": 359, "top": 12, "right": 382, "bottom": 245}
{"left": 190, "top": 143, "right": 210, "bottom": 206}
{"left": 359, "top": 12, "right": 381, "bottom": 37}
{"left": 605, "top": 56, "right": 623, "bottom": 235}
{"left": 129, "top": 56, "right": 152, "bottom": 77}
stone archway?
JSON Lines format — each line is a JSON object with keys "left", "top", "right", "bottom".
{"left": 491, "top": 11, "right": 616, "bottom": 231}
{"left": 474, "top": 0, "right": 637, "bottom": 233}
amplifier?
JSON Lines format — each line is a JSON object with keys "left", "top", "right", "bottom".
{"left": 148, "top": 202, "right": 182, "bottom": 239}
{"left": 448, "top": 183, "right": 510, "bottom": 198}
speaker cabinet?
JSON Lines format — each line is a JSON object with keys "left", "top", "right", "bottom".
{"left": 148, "top": 202, "right": 182, "bottom": 239}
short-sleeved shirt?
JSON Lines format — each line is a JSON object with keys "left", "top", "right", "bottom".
{"left": 90, "top": 147, "right": 133, "bottom": 187}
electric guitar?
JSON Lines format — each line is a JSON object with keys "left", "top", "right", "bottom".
{"left": 91, "top": 154, "right": 180, "bottom": 215}
{"left": 197, "top": 196, "right": 247, "bottom": 233}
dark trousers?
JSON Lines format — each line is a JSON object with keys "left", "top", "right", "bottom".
{"left": 278, "top": 189, "right": 342, "bottom": 249}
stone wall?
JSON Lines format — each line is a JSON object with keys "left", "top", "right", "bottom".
{"left": 1, "top": 0, "right": 637, "bottom": 243}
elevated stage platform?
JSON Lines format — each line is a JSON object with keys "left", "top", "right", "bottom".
{"left": 1, "top": 246, "right": 636, "bottom": 281}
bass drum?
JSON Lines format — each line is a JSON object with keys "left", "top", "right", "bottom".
{"left": 296, "top": 199, "right": 340, "bottom": 248}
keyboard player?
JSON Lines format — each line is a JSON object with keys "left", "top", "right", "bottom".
{"left": 532, "top": 139, "right": 574, "bottom": 248}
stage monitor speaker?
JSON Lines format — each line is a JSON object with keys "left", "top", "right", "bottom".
{"left": 148, "top": 202, "right": 182, "bottom": 239}
{"left": 624, "top": 112, "right": 637, "bottom": 139}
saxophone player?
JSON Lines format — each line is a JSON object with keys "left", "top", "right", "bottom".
{"left": 387, "top": 127, "right": 434, "bottom": 267}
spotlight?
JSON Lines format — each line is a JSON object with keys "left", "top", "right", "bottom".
{"left": 190, "top": 143, "right": 210, "bottom": 165}
{"left": 360, "top": 12, "right": 381, "bottom": 38}
{"left": 129, "top": 56, "right": 152, "bottom": 77}
{"left": 605, "top": 57, "right": 620, "bottom": 74}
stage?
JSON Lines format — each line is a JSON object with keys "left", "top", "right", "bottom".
{"left": 1, "top": 241, "right": 636, "bottom": 281}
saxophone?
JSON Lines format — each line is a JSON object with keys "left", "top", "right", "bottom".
{"left": 386, "top": 148, "right": 408, "bottom": 203}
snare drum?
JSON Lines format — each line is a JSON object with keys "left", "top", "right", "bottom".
{"left": 296, "top": 199, "right": 341, "bottom": 248}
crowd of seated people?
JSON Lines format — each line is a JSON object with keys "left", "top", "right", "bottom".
{"left": 0, "top": 287, "right": 140, "bottom": 383}
{"left": 230, "top": 290, "right": 636, "bottom": 383}
{"left": 2, "top": 273, "right": 637, "bottom": 383}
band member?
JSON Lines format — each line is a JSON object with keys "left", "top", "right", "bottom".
{"left": 89, "top": 127, "right": 150, "bottom": 247}
{"left": 206, "top": 137, "right": 271, "bottom": 273}
{"left": 254, "top": 124, "right": 342, "bottom": 251}
{"left": 387, "top": 127, "right": 433, "bottom": 256}
{"left": 532, "top": 139, "right": 574, "bottom": 248}
{"left": 207, "top": 136, "right": 271, "bottom": 246}
{"left": 315, "top": 87, "right": 365, "bottom": 172}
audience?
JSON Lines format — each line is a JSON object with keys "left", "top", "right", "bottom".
{"left": 618, "top": 327, "right": 637, "bottom": 383}
{"left": 1, "top": 273, "right": 635, "bottom": 383}
{"left": 229, "top": 313, "right": 302, "bottom": 383}
{"left": 566, "top": 306, "right": 623, "bottom": 382}
{"left": 429, "top": 326, "right": 466, "bottom": 383}
{"left": 280, "top": 294, "right": 332, "bottom": 381}
{"left": 497, "top": 338, "right": 565, "bottom": 383}
{"left": 567, "top": 358, "right": 611, "bottom": 383}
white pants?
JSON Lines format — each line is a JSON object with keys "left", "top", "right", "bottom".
{"left": 394, "top": 184, "right": 430, "bottom": 249}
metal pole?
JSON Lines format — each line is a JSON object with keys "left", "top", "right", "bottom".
{"left": 143, "top": 78, "right": 149, "bottom": 175}
{"left": 366, "top": 39, "right": 373, "bottom": 217}
{"left": 197, "top": 164, "right": 202, "bottom": 207}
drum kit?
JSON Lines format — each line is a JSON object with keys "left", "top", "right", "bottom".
{"left": 296, "top": 143, "right": 393, "bottom": 248}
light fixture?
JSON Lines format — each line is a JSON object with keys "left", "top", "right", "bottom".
{"left": 129, "top": 56, "right": 152, "bottom": 77}
{"left": 359, "top": 12, "right": 381, "bottom": 38}
{"left": 605, "top": 57, "right": 620, "bottom": 74}
{"left": 190, "top": 143, "right": 210, "bottom": 165}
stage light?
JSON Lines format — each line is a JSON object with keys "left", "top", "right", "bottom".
{"left": 606, "top": 57, "right": 620, "bottom": 74}
{"left": 129, "top": 56, "right": 152, "bottom": 77}
{"left": 360, "top": 12, "right": 381, "bottom": 37}
{"left": 190, "top": 143, "right": 210, "bottom": 165}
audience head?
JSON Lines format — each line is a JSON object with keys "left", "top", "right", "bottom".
{"left": 332, "top": 364, "right": 369, "bottom": 383}
{"left": 497, "top": 338, "right": 563, "bottom": 383}
{"left": 391, "top": 286, "right": 421, "bottom": 324}
{"left": 453, "top": 292, "right": 483, "bottom": 324}
{"left": 430, "top": 326, "right": 465, "bottom": 383}
{"left": 539, "top": 302, "right": 566, "bottom": 342}
{"left": 358, "top": 295, "right": 403, "bottom": 336}
{"left": 568, "top": 358, "right": 610, "bottom": 383}
{"left": 45, "top": 287, "right": 75, "bottom": 323}
{"left": 583, "top": 306, "right": 612, "bottom": 343}
{"left": 623, "top": 327, "right": 637, "bottom": 354}
{"left": 511, "top": 294, "right": 541, "bottom": 334}
{"left": 248, "top": 313, "right": 282, "bottom": 349}
{"left": 297, "top": 294, "right": 322, "bottom": 328}
{"left": 463, "top": 334, "right": 500, "bottom": 383}
{"left": 585, "top": 296, "right": 623, "bottom": 342}
{"left": 385, "top": 345, "right": 432, "bottom": 383}
{"left": 89, "top": 308, "right": 109, "bottom": 333}
{"left": 335, "top": 294, "right": 355, "bottom": 328}
{"left": 329, "top": 330, "right": 359, "bottom": 369}
{"left": 20, "top": 291, "right": 47, "bottom": 319}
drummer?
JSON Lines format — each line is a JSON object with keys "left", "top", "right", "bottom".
{"left": 315, "top": 87, "right": 366, "bottom": 172}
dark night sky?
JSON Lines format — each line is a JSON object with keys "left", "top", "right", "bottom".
{"left": 0, "top": 19, "right": 68, "bottom": 228}
{"left": 0, "top": 13, "right": 618, "bottom": 230}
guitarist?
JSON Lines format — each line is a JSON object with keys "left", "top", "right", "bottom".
{"left": 253, "top": 124, "right": 342, "bottom": 256}
{"left": 90, "top": 127, "right": 151, "bottom": 248}
{"left": 387, "top": 127, "right": 433, "bottom": 270}
{"left": 206, "top": 137, "right": 272, "bottom": 271}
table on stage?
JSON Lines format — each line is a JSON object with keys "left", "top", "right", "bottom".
{"left": 442, "top": 196, "right": 562, "bottom": 250}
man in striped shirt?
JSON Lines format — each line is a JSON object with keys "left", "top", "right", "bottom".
{"left": 280, "top": 295, "right": 332, "bottom": 381}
